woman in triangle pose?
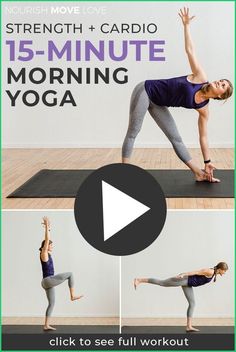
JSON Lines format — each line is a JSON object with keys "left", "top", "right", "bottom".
{"left": 122, "top": 7, "right": 233, "bottom": 182}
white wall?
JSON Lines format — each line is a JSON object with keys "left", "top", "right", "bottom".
{"left": 2, "top": 1, "right": 234, "bottom": 148}
{"left": 2, "top": 210, "right": 119, "bottom": 317}
{"left": 3, "top": 210, "right": 234, "bottom": 318}
{"left": 122, "top": 211, "right": 234, "bottom": 318}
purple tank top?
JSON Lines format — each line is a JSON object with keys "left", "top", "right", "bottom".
{"left": 188, "top": 273, "right": 214, "bottom": 287}
{"left": 40, "top": 254, "right": 54, "bottom": 278}
{"left": 145, "top": 75, "right": 209, "bottom": 109}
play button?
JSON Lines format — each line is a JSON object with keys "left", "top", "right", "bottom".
{"left": 74, "top": 163, "right": 167, "bottom": 256}
{"left": 102, "top": 181, "right": 150, "bottom": 241}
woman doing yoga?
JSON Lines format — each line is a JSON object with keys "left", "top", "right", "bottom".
{"left": 134, "top": 262, "right": 228, "bottom": 332}
{"left": 122, "top": 7, "right": 233, "bottom": 182}
{"left": 40, "top": 217, "right": 83, "bottom": 331}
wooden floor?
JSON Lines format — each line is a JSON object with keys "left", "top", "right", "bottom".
{"left": 3, "top": 317, "right": 233, "bottom": 326}
{"left": 122, "top": 317, "right": 234, "bottom": 326}
{"left": 2, "top": 317, "right": 118, "bottom": 325}
{"left": 3, "top": 148, "right": 234, "bottom": 209}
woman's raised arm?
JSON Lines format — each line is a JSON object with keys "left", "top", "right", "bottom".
{"left": 179, "top": 7, "right": 207, "bottom": 81}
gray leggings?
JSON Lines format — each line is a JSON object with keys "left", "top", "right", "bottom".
{"left": 148, "top": 277, "right": 195, "bottom": 318}
{"left": 41, "top": 272, "right": 74, "bottom": 317}
{"left": 122, "top": 82, "right": 191, "bottom": 163}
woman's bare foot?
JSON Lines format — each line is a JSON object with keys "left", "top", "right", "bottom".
{"left": 122, "top": 157, "right": 130, "bottom": 164}
{"left": 186, "top": 326, "right": 200, "bottom": 332}
{"left": 71, "top": 294, "right": 84, "bottom": 301}
{"left": 195, "top": 171, "right": 220, "bottom": 183}
{"left": 43, "top": 325, "right": 56, "bottom": 331}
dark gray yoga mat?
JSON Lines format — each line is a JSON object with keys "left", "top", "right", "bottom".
{"left": 7, "top": 169, "right": 234, "bottom": 198}
{"left": 2, "top": 325, "right": 119, "bottom": 334}
{"left": 121, "top": 326, "right": 234, "bottom": 334}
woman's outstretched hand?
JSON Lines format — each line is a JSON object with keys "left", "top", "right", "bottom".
{"left": 178, "top": 7, "right": 195, "bottom": 25}
{"left": 204, "top": 163, "right": 217, "bottom": 182}
{"left": 176, "top": 274, "right": 185, "bottom": 279}
{"left": 42, "top": 216, "right": 50, "bottom": 229}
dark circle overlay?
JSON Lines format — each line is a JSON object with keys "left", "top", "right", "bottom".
{"left": 74, "top": 163, "right": 167, "bottom": 256}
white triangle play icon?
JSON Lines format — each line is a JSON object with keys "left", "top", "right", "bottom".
{"left": 102, "top": 180, "right": 150, "bottom": 241}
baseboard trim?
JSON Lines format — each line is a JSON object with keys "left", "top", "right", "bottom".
{"left": 3, "top": 144, "right": 234, "bottom": 149}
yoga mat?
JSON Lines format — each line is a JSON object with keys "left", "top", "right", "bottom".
{"left": 2, "top": 325, "right": 119, "bottom": 334}
{"left": 7, "top": 169, "right": 234, "bottom": 198}
{"left": 121, "top": 326, "right": 234, "bottom": 334}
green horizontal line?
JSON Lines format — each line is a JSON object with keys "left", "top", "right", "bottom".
{"left": 1, "top": 0, "right": 235, "bottom": 2}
